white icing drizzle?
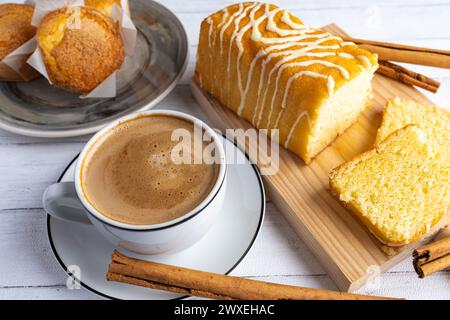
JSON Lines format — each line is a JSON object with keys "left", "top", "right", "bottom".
{"left": 226, "top": 3, "right": 259, "bottom": 74}
{"left": 357, "top": 55, "right": 371, "bottom": 69}
{"left": 280, "top": 10, "right": 305, "bottom": 30}
{"left": 216, "top": 10, "right": 229, "bottom": 58}
{"left": 206, "top": 17, "right": 214, "bottom": 56}
{"left": 205, "top": 17, "right": 214, "bottom": 93}
{"left": 327, "top": 75, "right": 335, "bottom": 94}
{"left": 264, "top": 58, "right": 348, "bottom": 127}
{"left": 266, "top": 8, "right": 316, "bottom": 36}
{"left": 219, "top": 4, "right": 244, "bottom": 56}
{"left": 340, "top": 41, "right": 355, "bottom": 46}
{"left": 254, "top": 44, "right": 344, "bottom": 124}
{"left": 272, "top": 71, "right": 328, "bottom": 128}
{"left": 284, "top": 110, "right": 310, "bottom": 148}
{"left": 234, "top": 4, "right": 265, "bottom": 110}
{"left": 242, "top": 41, "right": 338, "bottom": 117}
{"left": 220, "top": 3, "right": 257, "bottom": 104}
{"left": 338, "top": 52, "right": 354, "bottom": 59}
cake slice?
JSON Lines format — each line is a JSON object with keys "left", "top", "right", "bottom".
{"left": 376, "top": 97, "right": 450, "bottom": 156}
{"left": 195, "top": 2, "right": 378, "bottom": 163}
{"left": 329, "top": 125, "right": 450, "bottom": 246}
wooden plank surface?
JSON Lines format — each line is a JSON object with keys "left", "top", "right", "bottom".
{"left": 0, "top": 0, "right": 449, "bottom": 299}
{"left": 191, "top": 23, "right": 448, "bottom": 292}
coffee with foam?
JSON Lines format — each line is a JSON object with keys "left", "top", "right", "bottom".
{"left": 81, "top": 115, "right": 220, "bottom": 225}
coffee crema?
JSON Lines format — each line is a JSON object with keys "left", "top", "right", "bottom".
{"left": 81, "top": 115, "right": 220, "bottom": 225}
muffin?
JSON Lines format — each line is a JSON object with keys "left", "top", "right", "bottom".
{"left": 0, "top": 3, "right": 39, "bottom": 81}
{"left": 36, "top": 6, "right": 125, "bottom": 94}
{"left": 85, "top": 0, "right": 126, "bottom": 16}
{"left": 0, "top": 3, "right": 36, "bottom": 61}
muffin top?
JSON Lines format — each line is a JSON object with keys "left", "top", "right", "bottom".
{"left": 84, "top": 0, "right": 122, "bottom": 16}
{"left": 0, "top": 4, "right": 36, "bottom": 60}
{"left": 36, "top": 6, "right": 124, "bottom": 94}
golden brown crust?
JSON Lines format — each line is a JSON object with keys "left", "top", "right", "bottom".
{"left": 0, "top": 4, "right": 36, "bottom": 61}
{"left": 36, "top": 6, "right": 124, "bottom": 94}
{"left": 85, "top": 0, "right": 123, "bottom": 16}
{"left": 195, "top": 3, "right": 377, "bottom": 163}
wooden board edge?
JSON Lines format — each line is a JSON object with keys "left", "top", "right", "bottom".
{"left": 191, "top": 79, "right": 364, "bottom": 292}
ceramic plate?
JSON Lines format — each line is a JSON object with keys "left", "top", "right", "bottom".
{"left": 46, "top": 135, "right": 265, "bottom": 299}
{"left": 0, "top": 0, "right": 188, "bottom": 137}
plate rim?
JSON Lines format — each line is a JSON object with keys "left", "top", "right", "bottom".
{"left": 46, "top": 134, "right": 266, "bottom": 300}
{"left": 0, "top": 0, "right": 189, "bottom": 138}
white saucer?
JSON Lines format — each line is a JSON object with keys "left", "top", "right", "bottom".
{"left": 46, "top": 135, "right": 265, "bottom": 300}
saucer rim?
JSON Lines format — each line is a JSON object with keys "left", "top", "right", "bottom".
{"left": 46, "top": 134, "right": 266, "bottom": 300}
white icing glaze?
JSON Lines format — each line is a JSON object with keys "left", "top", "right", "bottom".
{"left": 220, "top": 3, "right": 257, "bottom": 104}
{"left": 254, "top": 39, "right": 344, "bottom": 125}
{"left": 217, "top": 9, "right": 230, "bottom": 46}
{"left": 234, "top": 4, "right": 265, "bottom": 113}
{"left": 205, "top": 17, "right": 215, "bottom": 94}
{"left": 242, "top": 41, "right": 339, "bottom": 117}
{"left": 265, "top": 58, "right": 347, "bottom": 127}
{"left": 357, "top": 55, "right": 371, "bottom": 69}
{"left": 338, "top": 52, "right": 354, "bottom": 59}
{"left": 327, "top": 75, "right": 335, "bottom": 94}
{"left": 272, "top": 71, "right": 328, "bottom": 128}
{"left": 284, "top": 110, "right": 310, "bottom": 148}
{"left": 280, "top": 10, "right": 305, "bottom": 30}
{"left": 226, "top": 3, "right": 259, "bottom": 74}
{"left": 219, "top": 4, "right": 243, "bottom": 56}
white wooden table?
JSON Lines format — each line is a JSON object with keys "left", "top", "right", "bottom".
{"left": 0, "top": 0, "right": 449, "bottom": 300}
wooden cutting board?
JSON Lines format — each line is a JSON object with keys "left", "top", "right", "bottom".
{"left": 191, "top": 24, "right": 445, "bottom": 292}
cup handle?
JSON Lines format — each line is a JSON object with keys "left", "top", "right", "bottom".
{"left": 43, "top": 182, "right": 91, "bottom": 224}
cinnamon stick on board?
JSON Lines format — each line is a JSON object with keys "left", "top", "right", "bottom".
{"left": 377, "top": 60, "right": 440, "bottom": 93}
{"left": 341, "top": 36, "right": 450, "bottom": 69}
{"left": 413, "top": 236, "right": 450, "bottom": 278}
{"left": 107, "top": 251, "right": 401, "bottom": 300}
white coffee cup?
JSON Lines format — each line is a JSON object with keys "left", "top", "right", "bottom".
{"left": 43, "top": 110, "right": 227, "bottom": 255}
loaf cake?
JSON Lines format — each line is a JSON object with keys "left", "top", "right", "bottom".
{"left": 329, "top": 125, "right": 450, "bottom": 246}
{"left": 376, "top": 98, "right": 450, "bottom": 156}
{"left": 195, "top": 2, "right": 378, "bottom": 163}
{"left": 36, "top": 6, "right": 124, "bottom": 94}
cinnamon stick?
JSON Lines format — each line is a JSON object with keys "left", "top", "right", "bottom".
{"left": 376, "top": 60, "right": 440, "bottom": 93}
{"left": 342, "top": 36, "right": 450, "bottom": 69}
{"left": 413, "top": 236, "right": 450, "bottom": 278}
{"left": 107, "top": 250, "right": 402, "bottom": 300}
{"left": 413, "top": 236, "right": 450, "bottom": 263}
{"left": 413, "top": 254, "right": 450, "bottom": 278}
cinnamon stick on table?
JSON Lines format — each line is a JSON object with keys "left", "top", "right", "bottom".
{"left": 341, "top": 36, "right": 450, "bottom": 69}
{"left": 377, "top": 60, "right": 441, "bottom": 93}
{"left": 413, "top": 236, "right": 450, "bottom": 278}
{"left": 107, "top": 251, "right": 401, "bottom": 300}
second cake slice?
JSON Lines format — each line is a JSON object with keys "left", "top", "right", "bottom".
{"left": 329, "top": 125, "right": 450, "bottom": 246}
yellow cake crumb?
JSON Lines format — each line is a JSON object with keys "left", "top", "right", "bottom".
{"left": 329, "top": 125, "right": 450, "bottom": 245}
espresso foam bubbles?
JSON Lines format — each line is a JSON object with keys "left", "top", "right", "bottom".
{"left": 80, "top": 115, "right": 220, "bottom": 225}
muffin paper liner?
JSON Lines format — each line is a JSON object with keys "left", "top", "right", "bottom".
{"left": 0, "top": 0, "right": 39, "bottom": 81}
{"left": 27, "top": 0, "right": 137, "bottom": 98}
